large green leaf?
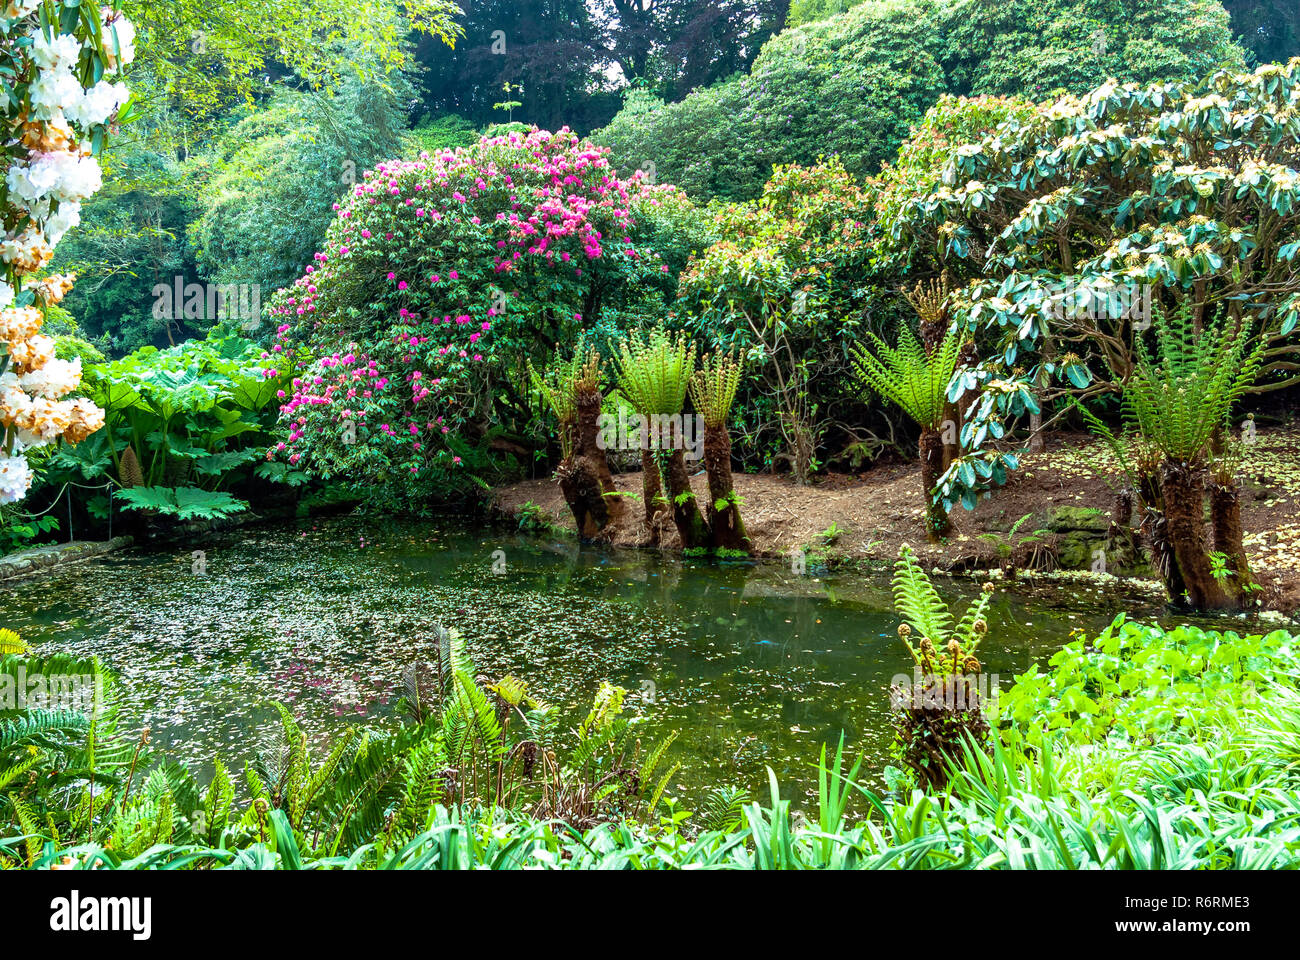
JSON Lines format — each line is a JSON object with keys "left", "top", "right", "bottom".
{"left": 192, "top": 448, "right": 262, "bottom": 476}
{"left": 114, "top": 486, "right": 248, "bottom": 520}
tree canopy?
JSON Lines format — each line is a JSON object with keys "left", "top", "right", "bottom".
{"left": 596, "top": 0, "right": 1247, "bottom": 202}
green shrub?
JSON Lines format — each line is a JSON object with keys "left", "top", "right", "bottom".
{"left": 596, "top": 0, "right": 1244, "bottom": 203}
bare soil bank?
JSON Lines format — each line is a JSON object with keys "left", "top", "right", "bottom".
{"left": 492, "top": 427, "right": 1300, "bottom": 615}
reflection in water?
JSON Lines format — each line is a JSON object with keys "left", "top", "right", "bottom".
{"left": 0, "top": 516, "right": 1167, "bottom": 804}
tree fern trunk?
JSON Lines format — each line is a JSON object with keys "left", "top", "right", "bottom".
{"left": 575, "top": 386, "right": 620, "bottom": 521}
{"left": 1210, "top": 475, "right": 1251, "bottom": 603}
{"left": 640, "top": 447, "right": 665, "bottom": 541}
{"left": 1136, "top": 469, "right": 1187, "bottom": 603}
{"left": 1160, "top": 460, "right": 1230, "bottom": 610}
{"left": 661, "top": 448, "right": 709, "bottom": 550}
{"left": 919, "top": 428, "right": 951, "bottom": 540}
{"left": 703, "top": 422, "right": 749, "bottom": 554}
{"left": 557, "top": 455, "right": 608, "bottom": 541}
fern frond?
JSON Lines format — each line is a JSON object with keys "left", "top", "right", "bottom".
{"left": 891, "top": 545, "right": 953, "bottom": 643}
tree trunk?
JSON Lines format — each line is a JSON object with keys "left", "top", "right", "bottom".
{"left": 1159, "top": 460, "right": 1230, "bottom": 610}
{"left": 939, "top": 401, "right": 959, "bottom": 471}
{"left": 919, "top": 427, "right": 951, "bottom": 540}
{"left": 575, "top": 387, "right": 621, "bottom": 520}
{"left": 557, "top": 455, "right": 608, "bottom": 540}
{"left": 1027, "top": 410, "right": 1046, "bottom": 454}
{"left": 1210, "top": 474, "right": 1251, "bottom": 604}
{"left": 639, "top": 447, "right": 665, "bottom": 540}
{"left": 703, "top": 422, "right": 749, "bottom": 553}
{"left": 947, "top": 339, "right": 978, "bottom": 469}
{"left": 1136, "top": 469, "right": 1187, "bottom": 603}
{"left": 661, "top": 447, "right": 709, "bottom": 551}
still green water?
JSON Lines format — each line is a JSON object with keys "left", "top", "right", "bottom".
{"left": 0, "top": 516, "right": 1173, "bottom": 804}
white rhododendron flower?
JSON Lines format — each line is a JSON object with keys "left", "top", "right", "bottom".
{"left": 0, "top": 12, "right": 131, "bottom": 504}
{"left": 0, "top": 227, "right": 52, "bottom": 272}
{"left": 28, "top": 67, "right": 83, "bottom": 120}
{"left": 6, "top": 155, "right": 62, "bottom": 205}
{"left": 44, "top": 201, "right": 82, "bottom": 245}
{"left": 29, "top": 30, "right": 82, "bottom": 72}
{"left": 20, "top": 356, "right": 82, "bottom": 400}
{"left": 0, "top": 453, "right": 34, "bottom": 505}
{"left": 3, "top": 0, "right": 41, "bottom": 18}
{"left": 102, "top": 11, "right": 136, "bottom": 70}
{"left": 65, "top": 80, "right": 129, "bottom": 128}
{"left": 9, "top": 151, "right": 104, "bottom": 207}
{"left": 46, "top": 151, "right": 102, "bottom": 202}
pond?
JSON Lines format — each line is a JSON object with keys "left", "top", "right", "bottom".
{"left": 0, "top": 516, "right": 1185, "bottom": 806}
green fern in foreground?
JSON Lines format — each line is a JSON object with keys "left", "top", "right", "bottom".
{"left": 891, "top": 545, "right": 993, "bottom": 670}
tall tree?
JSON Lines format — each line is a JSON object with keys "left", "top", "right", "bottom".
{"left": 593, "top": 0, "right": 789, "bottom": 101}
{"left": 413, "top": 0, "right": 615, "bottom": 132}
{"left": 1223, "top": 0, "right": 1300, "bottom": 64}
{"left": 125, "top": 0, "right": 461, "bottom": 129}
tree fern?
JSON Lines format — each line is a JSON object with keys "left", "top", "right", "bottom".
{"left": 688, "top": 351, "right": 743, "bottom": 426}
{"left": 611, "top": 327, "right": 696, "bottom": 416}
{"left": 1124, "top": 305, "right": 1263, "bottom": 463}
{"left": 891, "top": 546, "right": 954, "bottom": 644}
{"left": 851, "top": 324, "right": 961, "bottom": 430}
{"left": 891, "top": 545, "right": 993, "bottom": 664}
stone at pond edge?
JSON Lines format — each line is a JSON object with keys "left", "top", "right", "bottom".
{"left": 0, "top": 537, "right": 135, "bottom": 582}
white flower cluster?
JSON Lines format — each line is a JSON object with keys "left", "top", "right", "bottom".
{"left": 0, "top": 452, "right": 34, "bottom": 504}
{"left": 2, "top": 9, "right": 133, "bottom": 274}
{"left": 0, "top": 6, "right": 130, "bottom": 502}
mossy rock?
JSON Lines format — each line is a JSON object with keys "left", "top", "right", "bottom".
{"left": 1056, "top": 530, "right": 1099, "bottom": 569}
{"left": 1047, "top": 506, "right": 1110, "bottom": 533}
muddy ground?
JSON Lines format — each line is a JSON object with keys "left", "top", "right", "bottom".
{"left": 491, "top": 426, "right": 1300, "bottom": 615}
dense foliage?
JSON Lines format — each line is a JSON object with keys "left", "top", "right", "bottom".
{"left": 7, "top": 1, "right": 1300, "bottom": 882}
{"left": 0, "top": 625, "right": 683, "bottom": 865}
{"left": 7, "top": 612, "right": 1298, "bottom": 869}
{"left": 892, "top": 59, "right": 1300, "bottom": 529}
{"left": 596, "top": 0, "right": 1245, "bottom": 201}
{"left": 264, "top": 128, "right": 691, "bottom": 499}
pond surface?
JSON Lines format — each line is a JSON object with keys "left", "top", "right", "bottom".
{"left": 0, "top": 516, "right": 1184, "bottom": 805}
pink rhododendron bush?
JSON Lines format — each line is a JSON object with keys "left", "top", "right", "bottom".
{"left": 265, "top": 126, "right": 691, "bottom": 498}
{"left": 0, "top": 2, "right": 133, "bottom": 503}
